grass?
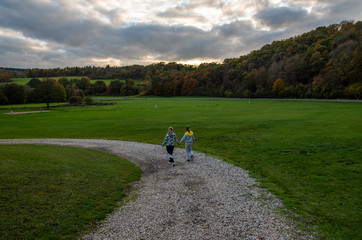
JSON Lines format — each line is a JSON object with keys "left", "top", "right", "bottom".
{"left": 0, "top": 145, "right": 141, "bottom": 239}
{"left": 0, "top": 98, "right": 361, "bottom": 239}
{"left": 0, "top": 102, "right": 68, "bottom": 110}
{"left": 8, "top": 77, "right": 83, "bottom": 85}
{"left": 7, "top": 77, "right": 134, "bottom": 86}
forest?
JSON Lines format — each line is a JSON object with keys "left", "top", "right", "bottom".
{"left": 0, "top": 20, "right": 361, "bottom": 105}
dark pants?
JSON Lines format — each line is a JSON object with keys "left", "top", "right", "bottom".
{"left": 166, "top": 146, "right": 174, "bottom": 159}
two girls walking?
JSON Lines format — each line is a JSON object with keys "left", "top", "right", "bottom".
{"left": 162, "top": 126, "right": 195, "bottom": 166}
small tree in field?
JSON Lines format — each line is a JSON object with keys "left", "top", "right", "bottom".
{"left": 36, "top": 79, "right": 66, "bottom": 109}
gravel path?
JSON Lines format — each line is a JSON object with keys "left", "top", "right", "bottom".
{"left": 0, "top": 139, "right": 316, "bottom": 239}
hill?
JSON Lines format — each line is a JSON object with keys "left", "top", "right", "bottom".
{"left": 2, "top": 21, "right": 361, "bottom": 99}
{"left": 150, "top": 20, "right": 361, "bottom": 99}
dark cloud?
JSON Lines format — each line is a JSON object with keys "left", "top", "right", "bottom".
{"left": 254, "top": 6, "right": 309, "bottom": 29}
{"left": 314, "top": 0, "right": 362, "bottom": 20}
{"left": 0, "top": 0, "right": 103, "bottom": 47}
{"left": 86, "top": 24, "right": 227, "bottom": 61}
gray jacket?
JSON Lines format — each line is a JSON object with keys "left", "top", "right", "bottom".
{"left": 162, "top": 132, "right": 179, "bottom": 146}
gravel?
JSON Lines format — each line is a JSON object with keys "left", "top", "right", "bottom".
{"left": 0, "top": 139, "right": 316, "bottom": 239}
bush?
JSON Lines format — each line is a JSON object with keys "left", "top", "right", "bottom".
{"left": 90, "top": 81, "right": 107, "bottom": 95}
{"left": 69, "top": 96, "right": 82, "bottom": 105}
{"left": 83, "top": 96, "right": 93, "bottom": 105}
{"left": 2, "top": 83, "right": 25, "bottom": 104}
{"left": 0, "top": 89, "right": 8, "bottom": 105}
{"left": 26, "top": 78, "right": 41, "bottom": 88}
{"left": 224, "top": 90, "right": 233, "bottom": 98}
{"left": 345, "top": 83, "right": 362, "bottom": 99}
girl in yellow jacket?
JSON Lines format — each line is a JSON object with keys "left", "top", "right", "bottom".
{"left": 179, "top": 126, "right": 195, "bottom": 161}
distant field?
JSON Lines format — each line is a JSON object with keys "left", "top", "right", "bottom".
{"left": 0, "top": 98, "right": 361, "bottom": 239}
{"left": 5, "top": 78, "right": 33, "bottom": 85}
{"left": 0, "top": 102, "right": 68, "bottom": 110}
{"left": 7, "top": 77, "right": 131, "bottom": 86}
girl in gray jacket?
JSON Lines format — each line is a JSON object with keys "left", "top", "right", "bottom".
{"left": 162, "top": 126, "right": 179, "bottom": 166}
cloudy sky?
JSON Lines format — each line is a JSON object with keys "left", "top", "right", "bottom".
{"left": 0, "top": 0, "right": 361, "bottom": 68}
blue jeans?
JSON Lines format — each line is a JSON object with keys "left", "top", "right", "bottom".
{"left": 186, "top": 143, "right": 193, "bottom": 160}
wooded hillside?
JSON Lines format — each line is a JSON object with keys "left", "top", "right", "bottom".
{"left": 150, "top": 20, "right": 361, "bottom": 99}
{"left": 2, "top": 21, "right": 361, "bottom": 100}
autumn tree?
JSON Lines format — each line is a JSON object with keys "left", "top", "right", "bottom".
{"left": 272, "top": 78, "right": 286, "bottom": 97}
{"left": 0, "top": 69, "right": 11, "bottom": 82}
{"left": 181, "top": 77, "right": 198, "bottom": 96}
{"left": 312, "top": 75, "right": 326, "bottom": 98}
{"left": 162, "top": 81, "right": 174, "bottom": 96}
{"left": 347, "top": 43, "right": 362, "bottom": 84}
{"left": 35, "top": 79, "right": 66, "bottom": 109}
{"left": 345, "top": 83, "right": 362, "bottom": 99}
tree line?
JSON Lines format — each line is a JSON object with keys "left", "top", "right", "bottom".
{"left": 1, "top": 20, "right": 361, "bottom": 104}
{"left": 0, "top": 77, "right": 140, "bottom": 107}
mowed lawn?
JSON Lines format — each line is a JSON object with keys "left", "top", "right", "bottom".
{"left": 0, "top": 98, "right": 361, "bottom": 239}
{"left": 8, "top": 77, "right": 131, "bottom": 86}
{"left": 8, "top": 77, "right": 82, "bottom": 85}
{"left": 0, "top": 145, "right": 141, "bottom": 240}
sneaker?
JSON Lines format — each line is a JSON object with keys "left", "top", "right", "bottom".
{"left": 187, "top": 159, "right": 190, "bottom": 162}
{"left": 172, "top": 163, "right": 176, "bottom": 167}
{"left": 169, "top": 158, "right": 174, "bottom": 164}
{"left": 191, "top": 155, "right": 194, "bottom": 161}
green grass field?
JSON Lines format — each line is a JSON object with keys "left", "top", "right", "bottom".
{"left": 0, "top": 98, "right": 361, "bottom": 239}
{"left": 0, "top": 102, "right": 68, "bottom": 110}
{"left": 8, "top": 77, "right": 82, "bottom": 85}
{"left": 7, "top": 77, "right": 130, "bottom": 86}
{"left": 0, "top": 145, "right": 141, "bottom": 239}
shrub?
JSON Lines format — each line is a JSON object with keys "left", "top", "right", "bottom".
{"left": 26, "top": 78, "right": 41, "bottom": 88}
{"left": 90, "top": 81, "right": 107, "bottom": 95}
{"left": 83, "top": 96, "right": 93, "bottom": 105}
{"left": 272, "top": 78, "right": 285, "bottom": 97}
{"left": 345, "top": 83, "right": 362, "bottom": 99}
{"left": 2, "top": 83, "right": 25, "bottom": 104}
{"left": 0, "top": 89, "right": 8, "bottom": 105}
{"left": 224, "top": 90, "right": 233, "bottom": 98}
{"left": 69, "top": 96, "right": 82, "bottom": 105}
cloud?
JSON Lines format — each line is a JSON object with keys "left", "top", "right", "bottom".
{"left": 313, "top": 0, "right": 362, "bottom": 20}
{"left": 0, "top": 0, "right": 361, "bottom": 68}
{"left": 157, "top": 6, "right": 208, "bottom": 24}
{"left": 254, "top": 6, "right": 309, "bottom": 29}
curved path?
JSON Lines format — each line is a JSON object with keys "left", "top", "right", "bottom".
{"left": 0, "top": 139, "right": 315, "bottom": 239}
